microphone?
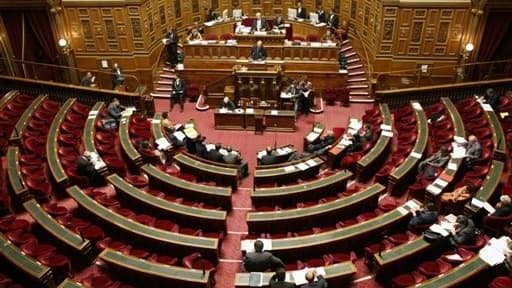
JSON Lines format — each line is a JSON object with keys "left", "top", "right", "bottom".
{"left": 198, "top": 254, "right": 206, "bottom": 276}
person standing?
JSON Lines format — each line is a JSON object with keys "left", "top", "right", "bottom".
{"left": 327, "top": 8, "right": 339, "bottom": 31}
{"left": 242, "top": 240, "right": 284, "bottom": 272}
{"left": 111, "top": 63, "right": 124, "bottom": 89}
{"left": 316, "top": 5, "right": 326, "bottom": 23}
{"left": 250, "top": 40, "right": 267, "bottom": 61}
{"left": 165, "top": 27, "right": 179, "bottom": 67}
{"left": 171, "top": 74, "right": 186, "bottom": 112}
{"left": 296, "top": 1, "right": 307, "bottom": 19}
{"left": 252, "top": 12, "right": 268, "bottom": 32}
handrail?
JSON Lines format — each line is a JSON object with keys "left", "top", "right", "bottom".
{"left": 352, "top": 28, "right": 374, "bottom": 78}
{"left": 0, "top": 57, "right": 141, "bottom": 92}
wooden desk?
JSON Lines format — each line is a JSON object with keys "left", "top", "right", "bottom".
{"left": 372, "top": 236, "right": 432, "bottom": 280}
{"left": 57, "top": 278, "right": 84, "bottom": 288}
{"left": 119, "top": 113, "right": 143, "bottom": 167}
{"left": 304, "top": 122, "right": 325, "bottom": 151}
{"left": 264, "top": 110, "right": 296, "bottom": 132}
{"left": 253, "top": 157, "right": 324, "bottom": 187}
{"left": 246, "top": 109, "right": 264, "bottom": 130}
{"left": 66, "top": 185, "right": 220, "bottom": 260}
{"left": 9, "top": 94, "right": 46, "bottom": 144}
{"left": 235, "top": 262, "right": 356, "bottom": 287}
{"left": 6, "top": 146, "right": 29, "bottom": 202}
{"left": 266, "top": 200, "right": 421, "bottom": 260}
{"left": 248, "top": 183, "right": 384, "bottom": 233}
{"left": 0, "top": 90, "right": 18, "bottom": 110}
{"left": 99, "top": 248, "right": 214, "bottom": 288}
{"left": 107, "top": 174, "right": 227, "bottom": 231}
{"left": 141, "top": 164, "right": 232, "bottom": 210}
{"left": 214, "top": 109, "right": 246, "bottom": 130}
{"left": 464, "top": 160, "right": 505, "bottom": 216}
{"left": 82, "top": 102, "right": 109, "bottom": 176}
{"left": 47, "top": 98, "right": 75, "bottom": 188}
{"left": 234, "top": 33, "right": 285, "bottom": 45}
{"left": 424, "top": 98, "right": 465, "bottom": 201}
{"left": 388, "top": 101, "right": 428, "bottom": 194}
{"left": 174, "top": 152, "right": 239, "bottom": 190}
{"left": 481, "top": 102, "right": 506, "bottom": 161}
{"left": 414, "top": 256, "right": 488, "bottom": 288}
{"left": 23, "top": 199, "right": 91, "bottom": 256}
{"left": 356, "top": 103, "right": 392, "bottom": 182}
{"left": 0, "top": 233, "right": 54, "bottom": 287}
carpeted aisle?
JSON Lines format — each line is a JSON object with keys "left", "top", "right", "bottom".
{"left": 154, "top": 99, "right": 374, "bottom": 288}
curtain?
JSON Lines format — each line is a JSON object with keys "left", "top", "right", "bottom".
{"left": 26, "top": 11, "right": 59, "bottom": 64}
{"left": 478, "top": 12, "right": 512, "bottom": 62}
{"left": 1, "top": 12, "right": 24, "bottom": 60}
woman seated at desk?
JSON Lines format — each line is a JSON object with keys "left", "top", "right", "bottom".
{"left": 187, "top": 28, "right": 203, "bottom": 42}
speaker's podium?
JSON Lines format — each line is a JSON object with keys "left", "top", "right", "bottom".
{"left": 233, "top": 60, "right": 283, "bottom": 101}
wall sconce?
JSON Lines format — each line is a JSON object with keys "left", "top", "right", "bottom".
{"left": 58, "top": 38, "right": 71, "bottom": 55}
{"left": 461, "top": 42, "right": 474, "bottom": 63}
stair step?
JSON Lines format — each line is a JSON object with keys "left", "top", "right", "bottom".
{"left": 340, "top": 46, "right": 353, "bottom": 53}
{"left": 348, "top": 84, "right": 369, "bottom": 89}
{"left": 347, "top": 77, "right": 368, "bottom": 83}
{"left": 348, "top": 71, "right": 365, "bottom": 76}
{"left": 156, "top": 86, "right": 172, "bottom": 92}
{"left": 349, "top": 91, "right": 370, "bottom": 96}
{"left": 345, "top": 52, "right": 356, "bottom": 58}
{"left": 347, "top": 64, "right": 363, "bottom": 70}
{"left": 157, "top": 80, "right": 173, "bottom": 85}
{"left": 150, "top": 92, "right": 171, "bottom": 98}
{"left": 163, "top": 67, "right": 175, "bottom": 73}
{"left": 160, "top": 73, "right": 176, "bottom": 79}
{"left": 342, "top": 40, "right": 350, "bottom": 45}
{"left": 347, "top": 58, "right": 360, "bottom": 64}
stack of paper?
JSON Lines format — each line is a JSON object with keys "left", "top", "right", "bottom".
{"left": 306, "top": 132, "right": 319, "bottom": 143}
{"left": 426, "top": 184, "right": 442, "bottom": 196}
{"left": 155, "top": 137, "right": 171, "bottom": 151}
{"left": 174, "top": 131, "right": 186, "bottom": 141}
{"left": 248, "top": 273, "right": 263, "bottom": 287}
{"left": 257, "top": 150, "right": 266, "bottom": 159}
{"left": 284, "top": 166, "right": 296, "bottom": 172}
{"left": 183, "top": 127, "right": 198, "bottom": 139}
{"left": 296, "top": 163, "right": 309, "bottom": 171}
{"left": 306, "top": 159, "right": 317, "bottom": 166}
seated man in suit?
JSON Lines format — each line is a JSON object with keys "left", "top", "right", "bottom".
{"left": 250, "top": 40, "right": 267, "bottom": 61}
{"left": 171, "top": 74, "right": 186, "bottom": 112}
{"left": 195, "top": 136, "right": 208, "bottom": 159}
{"left": 418, "top": 146, "right": 450, "bottom": 179}
{"left": 346, "top": 123, "right": 372, "bottom": 153}
{"left": 408, "top": 202, "right": 439, "bottom": 228}
{"left": 80, "top": 72, "right": 96, "bottom": 87}
{"left": 491, "top": 195, "right": 512, "bottom": 217}
{"left": 252, "top": 12, "right": 268, "bottom": 32}
{"left": 206, "top": 8, "right": 217, "bottom": 21}
{"left": 221, "top": 96, "right": 236, "bottom": 110}
{"left": 301, "top": 270, "right": 327, "bottom": 288}
{"left": 269, "top": 267, "right": 294, "bottom": 288}
{"left": 259, "top": 146, "right": 279, "bottom": 165}
{"left": 296, "top": 1, "right": 307, "bottom": 19}
{"left": 463, "top": 134, "right": 481, "bottom": 169}
{"left": 223, "top": 146, "right": 249, "bottom": 177}
{"left": 243, "top": 240, "right": 284, "bottom": 272}
{"left": 449, "top": 215, "right": 476, "bottom": 246}
{"left": 166, "top": 126, "right": 186, "bottom": 148}
{"left": 207, "top": 143, "right": 224, "bottom": 162}
{"left": 76, "top": 151, "right": 103, "bottom": 186}
{"left": 107, "top": 97, "right": 126, "bottom": 122}
{"left": 307, "top": 130, "right": 336, "bottom": 155}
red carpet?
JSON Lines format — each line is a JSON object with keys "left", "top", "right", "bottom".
{"left": 154, "top": 99, "right": 375, "bottom": 287}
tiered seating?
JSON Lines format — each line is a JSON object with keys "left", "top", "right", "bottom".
{"left": 0, "top": 91, "right": 35, "bottom": 154}
{"left": 94, "top": 108, "right": 128, "bottom": 177}
{"left": 118, "top": 113, "right": 144, "bottom": 167}
{"left": 253, "top": 156, "right": 324, "bottom": 187}
{"left": 174, "top": 152, "right": 239, "bottom": 189}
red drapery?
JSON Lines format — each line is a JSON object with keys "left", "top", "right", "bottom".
{"left": 26, "top": 11, "right": 60, "bottom": 65}
{"left": 478, "top": 12, "right": 512, "bottom": 62}
{"left": 1, "top": 12, "right": 24, "bottom": 60}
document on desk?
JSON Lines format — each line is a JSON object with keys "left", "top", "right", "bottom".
{"left": 470, "top": 197, "right": 484, "bottom": 208}
{"left": 296, "top": 163, "right": 309, "bottom": 171}
{"left": 174, "top": 131, "right": 186, "bottom": 141}
{"left": 248, "top": 273, "right": 263, "bottom": 287}
{"left": 205, "top": 143, "right": 216, "bottom": 151}
{"left": 426, "top": 184, "right": 442, "bottom": 196}
{"left": 306, "top": 132, "right": 319, "bottom": 142}
{"left": 410, "top": 151, "right": 422, "bottom": 159}
{"left": 270, "top": 110, "right": 278, "bottom": 115}
{"left": 155, "top": 137, "right": 172, "bottom": 151}
{"left": 381, "top": 130, "right": 394, "bottom": 137}
{"left": 412, "top": 102, "right": 423, "bottom": 110}
{"left": 313, "top": 126, "right": 323, "bottom": 134}
{"left": 183, "top": 127, "right": 198, "bottom": 139}
{"left": 483, "top": 202, "right": 496, "bottom": 214}
{"left": 284, "top": 166, "right": 296, "bottom": 172}
{"left": 429, "top": 224, "right": 450, "bottom": 237}
{"left": 246, "top": 108, "right": 254, "bottom": 114}
{"left": 306, "top": 159, "right": 317, "bottom": 167}
{"left": 257, "top": 151, "right": 266, "bottom": 159}
{"left": 480, "top": 245, "right": 506, "bottom": 266}
{"left": 380, "top": 124, "right": 392, "bottom": 131}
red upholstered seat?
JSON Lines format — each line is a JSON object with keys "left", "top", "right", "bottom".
{"left": 0, "top": 218, "right": 31, "bottom": 232}
{"left": 6, "top": 230, "right": 37, "bottom": 245}
{"left": 65, "top": 112, "right": 85, "bottom": 124}
{"left": 41, "top": 100, "right": 60, "bottom": 113}
{"left": 125, "top": 175, "right": 148, "bottom": 187}
{"left": 37, "top": 253, "right": 71, "bottom": 278}
{"left": 149, "top": 254, "right": 178, "bottom": 265}
{"left": 94, "top": 195, "right": 120, "bottom": 207}
{"left": 96, "top": 143, "right": 117, "bottom": 155}
{"left": 465, "top": 165, "right": 490, "bottom": 178}
{"left": 186, "top": 83, "right": 201, "bottom": 101}
{"left": 489, "top": 276, "right": 512, "bottom": 288}
{"left": 182, "top": 252, "right": 215, "bottom": 270}
{"left": 339, "top": 88, "right": 350, "bottom": 107}
{"left": 103, "top": 156, "right": 126, "bottom": 176}
{"left": 364, "top": 239, "right": 394, "bottom": 256}
{"left": 43, "top": 203, "right": 69, "bottom": 216}
{"left": 220, "top": 33, "right": 233, "bottom": 41}
{"left": 306, "top": 34, "right": 320, "bottom": 42}
{"left": 356, "top": 212, "right": 377, "bottom": 223}
{"left": 24, "top": 137, "right": 46, "bottom": 155}
{"left": 392, "top": 270, "right": 426, "bottom": 287}
{"left": 203, "top": 34, "right": 218, "bottom": 40}
{"left": 111, "top": 207, "right": 136, "bottom": 218}
{"left": 336, "top": 219, "right": 357, "bottom": 228}
{"left": 483, "top": 214, "right": 512, "bottom": 236}
{"left": 418, "top": 259, "right": 452, "bottom": 278}
{"left": 71, "top": 101, "right": 90, "bottom": 116}
{"left": 95, "top": 132, "right": 115, "bottom": 144}
{"left": 134, "top": 214, "right": 156, "bottom": 226}
{"left": 21, "top": 240, "right": 57, "bottom": 258}
{"left": 442, "top": 247, "right": 475, "bottom": 264}
{"left": 83, "top": 275, "right": 115, "bottom": 288}
{"left": 79, "top": 225, "right": 105, "bottom": 242}
{"left": 180, "top": 228, "right": 203, "bottom": 236}
{"left": 130, "top": 248, "right": 150, "bottom": 259}
{"left": 26, "top": 178, "right": 52, "bottom": 199}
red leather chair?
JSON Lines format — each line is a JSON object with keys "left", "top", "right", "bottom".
{"left": 441, "top": 247, "right": 474, "bottom": 264}
{"left": 182, "top": 253, "right": 215, "bottom": 270}
{"left": 82, "top": 275, "right": 116, "bottom": 288}
{"left": 489, "top": 276, "right": 512, "bottom": 288}
{"left": 21, "top": 240, "right": 57, "bottom": 258}
{"left": 292, "top": 36, "right": 305, "bottom": 42}
{"left": 94, "top": 195, "right": 120, "bottom": 207}
{"left": 306, "top": 34, "right": 320, "bottom": 42}
{"left": 418, "top": 258, "right": 452, "bottom": 278}
{"left": 130, "top": 248, "right": 150, "bottom": 259}
{"left": 203, "top": 34, "right": 218, "bottom": 41}
{"left": 24, "top": 137, "right": 46, "bottom": 155}
{"left": 149, "top": 254, "right": 178, "bottom": 265}
{"left": 0, "top": 218, "right": 31, "bottom": 232}
{"left": 65, "top": 112, "right": 85, "bottom": 124}
{"left": 392, "top": 270, "right": 426, "bottom": 287}
{"left": 79, "top": 224, "right": 104, "bottom": 242}
{"left": 220, "top": 33, "right": 233, "bottom": 41}
{"left": 425, "top": 103, "right": 445, "bottom": 116}
{"left": 125, "top": 175, "right": 148, "bottom": 187}
{"left": 339, "top": 88, "right": 350, "bottom": 107}
{"left": 375, "top": 164, "right": 394, "bottom": 184}
{"left": 364, "top": 239, "right": 394, "bottom": 258}
{"left": 71, "top": 102, "right": 90, "bottom": 117}
{"left": 6, "top": 230, "right": 37, "bottom": 245}
{"left": 465, "top": 165, "right": 490, "bottom": 178}
{"left": 134, "top": 214, "right": 156, "bottom": 226}
{"left": 43, "top": 203, "right": 69, "bottom": 216}
{"left": 356, "top": 211, "right": 378, "bottom": 223}
{"left": 96, "top": 238, "right": 131, "bottom": 253}
{"left": 19, "top": 154, "right": 42, "bottom": 166}
{"left": 473, "top": 127, "right": 492, "bottom": 139}
{"left": 180, "top": 228, "right": 204, "bottom": 236}
{"left": 335, "top": 219, "right": 357, "bottom": 228}
{"left": 37, "top": 253, "right": 71, "bottom": 279}
{"left": 458, "top": 234, "right": 488, "bottom": 251}
{"left": 111, "top": 207, "right": 136, "bottom": 218}
{"left": 483, "top": 214, "right": 512, "bottom": 236}
{"left": 14, "top": 93, "right": 35, "bottom": 103}
{"left": 103, "top": 156, "right": 126, "bottom": 176}
{"left": 395, "top": 106, "right": 413, "bottom": 118}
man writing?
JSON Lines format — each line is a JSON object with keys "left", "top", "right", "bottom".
{"left": 250, "top": 40, "right": 267, "bottom": 61}
{"left": 242, "top": 240, "right": 284, "bottom": 272}
{"left": 171, "top": 74, "right": 186, "bottom": 112}
{"left": 107, "top": 97, "right": 126, "bottom": 122}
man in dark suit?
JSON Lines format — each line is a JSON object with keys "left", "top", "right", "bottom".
{"left": 463, "top": 135, "right": 481, "bottom": 169}
{"left": 107, "top": 97, "right": 126, "bottom": 122}
{"left": 76, "top": 151, "right": 102, "bottom": 186}
{"left": 250, "top": 40, "right": 267, "bottom": 61}
{"left": 243, "top": 240, "right": 284, "bottom": 272}
{"left": 111, "top": 63, "right": 124, "bottom": 89}
{"left": 300, "top": 270, "right": 327, "bottom": 288}
{"left": 327, "top": 8, "right": 339, "bottom": 30}
{"left": 206, "top": 8, "right": 216, "bottom": 21}
{"left": 316, "top": 5, "right": 327, "bottom": 23}
{"left": 269, "top": 268, "right": 294, "bottom": 288}
{"left": 207, "top": 143, "right": 224, "bottom": 162}
{"left": 449, "top": 215, "right": 476, "bottom": 246}
{"left": 195, "top": 136, "right": 208, "bottom": 159}
{"left": 259, "top": 146, "right": 279, "bottom": 165}
{"left": 221, "top": 96, "right": 236, "bottom": 110}
{"left": 166, "top": 126, "right": 186, "bottom": 148}
{"left": 307, "top": 130, "right": 336, "bottom": 155}
{"left": 165, "top": 27, "right": 179, "bottom": 66}
{"left": 252, "top": 12, "right": 268, "bottom": 32}
{"left": 80, "top": 72, "right": 95, "bottom": 87}
{"left": 223, "top": 146, "right": 249, "bottom": 177}
{"left": 296, "top": 1, "right": 307, "bottom": 19}
{"left": 171, "top": 75, "right": 186, "bottom": 112}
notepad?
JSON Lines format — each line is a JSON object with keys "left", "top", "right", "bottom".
{"left": 412, "top": 102, "right": 423, "bottom": 110}
{"left": 381, "top": 130, "right": 393, "bottom": 137}
{"left": 296, "top": 163, "right": 309, "bottom": 171}
{"left": 482, "top": 103, "right": 494, "bottom": 111}
{"left": 306, "top": 159, "right": 317, "bottom": 166}
{"left": 155, "top": 137, "right": 171, "bottom": 151}
{"left": 426, "top": 184, "right": 442, "bottom": 196}
{"left": 284, "top": 166, "right": 296, "bottom": 172}
{"left": 248, "top": 272, "right": 263, "bottom": 287}
{"left": 410, "top": 151, "right": 422, "bottom": 159}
